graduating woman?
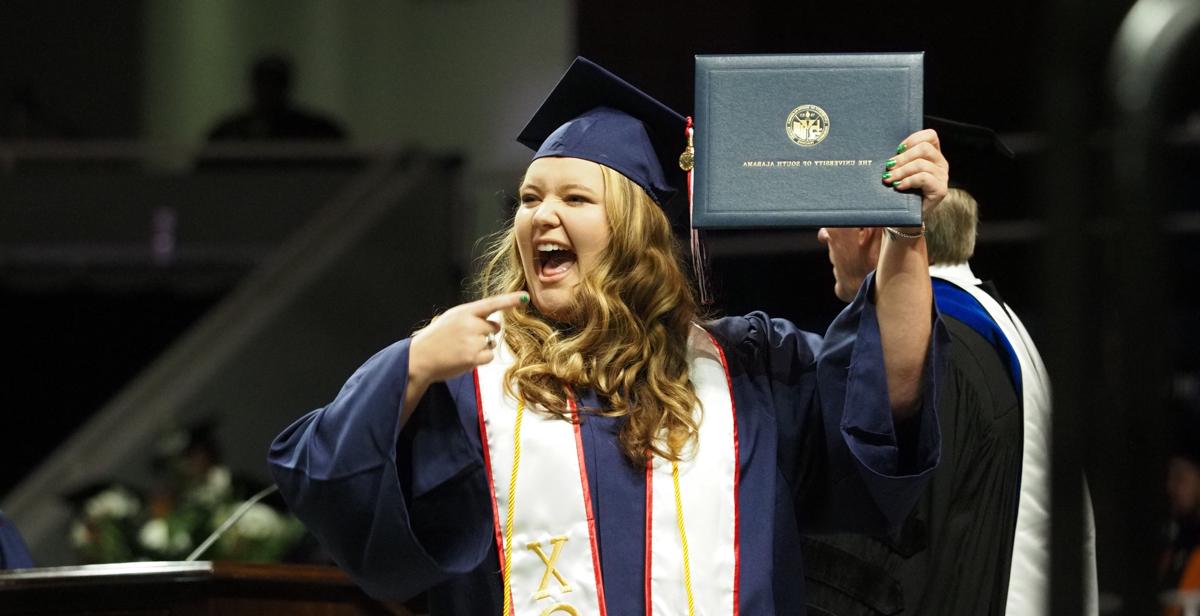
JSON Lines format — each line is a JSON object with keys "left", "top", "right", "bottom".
{"left": 269, "top": 57, "right": 950, "bottom": 615}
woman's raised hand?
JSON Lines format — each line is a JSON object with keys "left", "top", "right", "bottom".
{"left": 408, "top": 292, "right": 529, "bottom": 387}
{"left": 884, "top": 129, "right": 950, "bottom": 218}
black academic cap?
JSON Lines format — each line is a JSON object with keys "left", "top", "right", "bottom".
{"left": 925, "top": 115, "right": 1015, "bottom": 198}
{"left": 516, "top": 57, "right": 687, "bottom": 208}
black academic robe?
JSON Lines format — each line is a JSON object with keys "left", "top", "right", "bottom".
{"left": 801, "top": 280, "right": 1022, "bottom": 616}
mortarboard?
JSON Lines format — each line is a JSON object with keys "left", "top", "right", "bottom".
{"left": 516, "top": 57, "right": 687, "bottom": 210}
{"left": 924, "top": 115, "right": 1016, "bottom": 201}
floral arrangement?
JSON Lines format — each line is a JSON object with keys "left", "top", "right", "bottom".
{"left": 68, "top": 426, "right": 306, "bottom": 564}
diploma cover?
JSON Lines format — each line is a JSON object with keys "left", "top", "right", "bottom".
{"left": 692, "top": 53, "right": 924, "bottom": 228}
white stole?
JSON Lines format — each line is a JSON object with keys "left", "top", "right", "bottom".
{"left": 930, "top": 263, "right": 1098, "bottom": 616}
{"left": 474, "top": 325, "right": 739, "bottom": 616}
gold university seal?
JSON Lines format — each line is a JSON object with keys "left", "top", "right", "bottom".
{"left": 786, "top": 104, "right": 830, "bottom": 147}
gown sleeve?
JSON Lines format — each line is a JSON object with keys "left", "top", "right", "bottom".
{"left": 267, "top": 339, "right": 494, "bottom": 600}
{"left": 711, "top": 271, "right": 945, "bottom": 535}
{"left": 0, "top": 511, "right": 34, "bottom": 569}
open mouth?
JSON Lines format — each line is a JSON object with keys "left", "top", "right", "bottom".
{"left": 536, "top": 244, "right": 577, "bottom": 281}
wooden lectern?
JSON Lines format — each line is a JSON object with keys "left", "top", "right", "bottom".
{"left": 0, "top": 561, "right": 412, "bottom": 615}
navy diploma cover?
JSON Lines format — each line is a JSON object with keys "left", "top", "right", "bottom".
{"left": 692, "top": 53, "right": 924, "bottom": 229}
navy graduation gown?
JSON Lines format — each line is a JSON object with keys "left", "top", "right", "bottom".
{"left": 269, "top": 274, "right": 945, "bottom": 615}
{"left": 0, "top": 511, "right": 34, "bottom": 570}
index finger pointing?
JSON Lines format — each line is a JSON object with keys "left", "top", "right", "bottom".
{"left": 467, "top": 291, "right": 530, "bottom": 317}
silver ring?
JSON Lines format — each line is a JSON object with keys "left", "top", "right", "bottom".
{"left": 485, "top": 332, "right": 497, "bottom": 350}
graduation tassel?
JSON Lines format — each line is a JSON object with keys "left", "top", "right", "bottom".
{"left": 680, "top": 116, "right": 712, "bottom": 305}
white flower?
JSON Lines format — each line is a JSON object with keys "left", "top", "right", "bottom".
{"left": 170, "top": 529, "right": 193, "bottom": 553}
{"left": 206, "top": 467, "right": 231, "bottom": 493}
{"left": 234, "top": 503, "right": 281, "bottom": 540}
{"left": 69, "top": 521, "right": 90, "bottom": 548}
{"left": 191, "top": 466, "right": 232, "bottom": 505}
{"left": 85, "top": 487, "right": 141, "bottom": 520}
{"left": 138, "top": 518, "right": 170, "bottom": 552}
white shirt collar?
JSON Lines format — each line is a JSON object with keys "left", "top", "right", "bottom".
{"left": 928, "top": 261, "right": 981, "bottom": 286}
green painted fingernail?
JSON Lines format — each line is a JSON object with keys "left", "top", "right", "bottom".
{"left": 885, "top": 159, "right": 896, "bottom": 169}
{"left": 896, "top": 143, "right": 907, "bottom": 154}
{"left": 520, "top": 293, "right": 529, "bottom": 304}
{"left": 893, "top": 180, "right": 904, "bottom": 189}
{"left": 882, "top": 172, "right": 892, "bottom": 180}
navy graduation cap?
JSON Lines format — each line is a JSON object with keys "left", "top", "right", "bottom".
{"left": 516, "top": 57, "right": 687, "bottom": 209}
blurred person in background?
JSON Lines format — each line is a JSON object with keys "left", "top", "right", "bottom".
{"left": 207, "top": 54, "right": 345, "bottom": 142}
{"left": 1163, "top": 396, "right": 1200, "bottom": 614}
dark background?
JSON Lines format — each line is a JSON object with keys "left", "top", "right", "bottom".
{"left": 3, "top": 0, "right": 1199, "bottom": 606}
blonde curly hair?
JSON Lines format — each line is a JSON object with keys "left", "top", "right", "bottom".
{"left": 475, "top": 163, "right": 701, "bottom": 465}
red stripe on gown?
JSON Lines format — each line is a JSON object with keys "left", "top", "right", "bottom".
{"left": 705, "top": 330, "right": 741, "bottom": 615}
{"left": 472, "top": 369, "right": 514, "bottom": 613}
{"left": 644, "top": 458, "right": 654, "bottom": 615}
{"left": 570, "top": 397, "right": 609, "bottom": 615}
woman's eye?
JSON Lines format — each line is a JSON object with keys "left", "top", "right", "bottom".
{"left": 520, "top": 194, "right": 540, "bottom": 205}
{"left": 566, "top": 194, "right": 589, "bottom": 204}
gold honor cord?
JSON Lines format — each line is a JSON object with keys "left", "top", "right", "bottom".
{"left": 499, "top": 402, "right": 695, "bottom": 616}
{"left": 503, "top": 401, "right": 526, "bottom": 616}
{"left": 672, "top": 461, "right": 697, "bottom": 616}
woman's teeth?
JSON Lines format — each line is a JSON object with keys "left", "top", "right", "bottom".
{"left": 537, "top": 245, "right": 576, "bottom": 276}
